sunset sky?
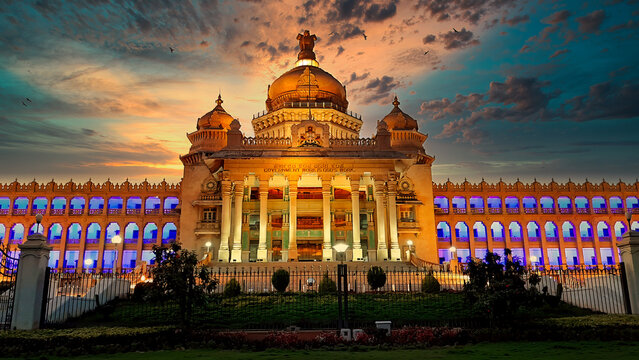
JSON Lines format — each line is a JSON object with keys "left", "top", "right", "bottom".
{"left": 1, "top": 0, "right": 637, "bottom": 185}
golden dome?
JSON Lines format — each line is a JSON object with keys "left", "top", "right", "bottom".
{"left": 381, "top": 97, "right": 419, "bottom": 131}
{"left": 267, "top": 66, "right": 348, "bottom": 111}
{"left": 197, "top": 95, "right": 234, "bottom": 130}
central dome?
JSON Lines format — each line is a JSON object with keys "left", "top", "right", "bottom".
{"left": 267, "top": 66, "right": 348, "bottom": 111}
{"left": 265, "top": 30, "right": 348, "bottom": 112}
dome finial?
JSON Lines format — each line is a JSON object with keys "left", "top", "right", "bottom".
{"left": 215, "top": 93, "right": 223, "bottom": 106}
{"left": 393, "top": 95, "right": 400, "bottom": 107}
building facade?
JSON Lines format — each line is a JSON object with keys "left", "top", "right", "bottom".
{"left": 1, "top": 32, "right": 638, "bottom": 269}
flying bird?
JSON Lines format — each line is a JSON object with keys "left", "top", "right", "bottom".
{"left": 453, "top": 28, "right": 458, "bottom": 33}
{"left": 22, "top": 101, "right": 27, "bottom": 107}
{"left": 170, "top": 47, "right": 174, "bottom": 53}
{"left": 362, "top": 33, "right": 367, "bottom": 40}
{"left": 424, "top": 50, "right": 429, "bottom": 55}
{"left": 26, "top": 98, "right": 32, "bottom": 102}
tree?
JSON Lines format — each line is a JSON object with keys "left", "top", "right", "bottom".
{"left": 150, "top": 243, "right": 218, "bottom": 326}
{"left": 367, "top": 266, "right": 387, "bottom": 291}
{"left": 271, "top": 269, "right": 290, "bottom": 293}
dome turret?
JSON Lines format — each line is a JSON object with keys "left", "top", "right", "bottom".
{"left": 197, "top": 95, "right": 234, "bottom": 130}
{"left": 381, "top": 97, "right": 419, "bottom": 131}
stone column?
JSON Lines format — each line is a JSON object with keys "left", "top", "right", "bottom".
{"left": 217, "top": 180, "right": 232, "bottom": 262}
{"left": 351, "top": 180, "right": 363, "bottom": 261}
{"left": 617, "top": 227, "right": 639, "bottom": 314}
{"left": 11, "top": 232, "right": 51, "bottom": 330}
{"left": 287, "top": 181, "right": 298, "bottom": 261}
{"left": 374, "top": 180, "right": 388, "bottom": 261}
{"left": 257, "top": 181, "right": 268, "bottom": 261}
{"left": 230, "top": 180, "right": 244, "bottom": 262}
{"left": 387, "top": 180, "right": 401, "bottom": 261}
{"left": 322, "top": 179, "right": 333, "bottom": 261}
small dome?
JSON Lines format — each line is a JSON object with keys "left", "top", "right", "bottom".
{"left": 381, "top": 97, "right": 419, "bottom": 131}
{"left": 197, "top": 95, "right": 234, "bottom": 130}
{"left": 267, "top": 66, "right": 348, "bottom": 111}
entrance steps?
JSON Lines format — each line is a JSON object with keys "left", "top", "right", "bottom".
{"left": 207, "top": 261, "right": 418, "bottom": 272}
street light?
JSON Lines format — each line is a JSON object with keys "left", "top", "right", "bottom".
{"left": 530, "top": 255, "right": 538, "bottom": 271}
{"left": 84, "top": 258, "right": 93, "bottom": 273}
{"left": 111, "top": 235, "right": 122, "bottom": 273}
{"left": 449, "top": 246, "right": 458, "bottom": 272}
{"left": 205, "top": 241, "right": 212, "bottom": 253}
{"left": 334, "top": 242, "right": 349, "bottom": 330}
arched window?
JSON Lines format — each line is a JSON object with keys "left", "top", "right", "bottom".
{"left": 164, "top": 197, "right": 179, "bottom": 214}
{"left": 67, "top": 223, "right": 82, "bottom": 244}
{"left": 527, "top": 222, "right": 540, "bottom": 240}
{"left": 452, "top": 196, "right": 466, "bottom": 214}
{"left": 105, "top": 223, "right": 120, "bottom": 243}
{"left": 507, "top": 222, "right": 520, "bottom": 241}
{"left": 32, "top": 197, "right": 48, "bottom": 215}
{"left": 10, "top": 223, "right": 24, "bottom": 244}
{"left": 473, "top": 222, "right": 487, "bottom": 240}
{"left": 579, "top": 221, "right": 593, "bottom": 240}
{"left": 523, "top": 197, "right": 537, "bottom": 214}
{"left": 540, "top": 196, "right": 554, "bottom": 213}
{"left": 436, "top": 222, "right": 451, "bottom": 240}
{"left": 48, "top": 223, "right": 63, "bottom": 244}
{"left": 124, "top": 223, "right": 139, "bottom": 244}
{"left": 491, "top": 222, "right": 505, "bottom": 241}
{"left": 469, "top": 197, "right": 484, "bottom": 214}
{"left": 562, "top": 221, "right": 576, "bottom": 241}
{"left": 143, "top": 223, "right": 158, "bottom": 244}
{"left": 614, "top": 221, "right": 627, "bottom": 239}
{"left": 70, "top": 197, "right": 85, "bottom": 215}
{"left": 505, "top": 196, "right": 519, "bottom": 214}
{"left": 609, "top": 196, "right": 623, "bottom": 214}
{"left": 51, "top": 197, "right": 67, "bottom": 215}
{"left": 632, "top": 221, "right": 639, "bottom": 231}
{"left": 597, "top": 221, "right": 611, "bottom": 240}
{"left": 592, "top": 196, "right": 606, "bottom": 214}
{"left": 0, "top": 224, "right": 5, "bottom": 241}
{"left": 558, "top": 196, "right": 572, "bottom": 214}
{"left": 108, "top": 197, "right": 123, "bottom": 214}
{"left": 544, "top": 221, "right": 558, "bottom": 241}
{"left": 126, "top": 197, "right": 142, "bottom": 214}
{"left": 487, "top": 197, "right": 501, "bottom": 214}
{"left": 86, "top": 223, "right": 101, "bottom": 244}
{"left": 627, "top": 196, "right": 639, "bottom": 211}
{"left": 575, "top": 196, "right": 589, "bottom": 214}
{"left": 0, "top": 198, "right": 10, "bottom": 215}
{"left": 28, "top": 222, "right": 42, "bottom": 236}
{"left": 434, "top": 197, "right": 449, "bottom": 214}
{"left": 162, "top": 223, "right": 177, "bottom": 244}
{"left": 145, "top": 196, "right": 161, "bottom": 214}
{"left": 13, "top": 197, "right": 28, "bottom": 215}
{"left": 89, "top": 197, "right": 104, "bottom": 215}
{"left": 455, "top": 222, "right": 469, "bottom": 241}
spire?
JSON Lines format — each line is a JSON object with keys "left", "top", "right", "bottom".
{"left": 393, "top": 96, "right": 400, "bottom": 107}
{"left": 215, "top": 94, "right": 223, "bottom": 107}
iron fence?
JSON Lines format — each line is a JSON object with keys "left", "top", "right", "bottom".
{"left": 40, "top": 264, "right": 630, "bottom": 330}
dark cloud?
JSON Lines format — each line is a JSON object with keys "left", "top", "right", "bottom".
{"left": 325, "top": 0, "right": 397, "bottom": 23}
{"left": 326, "top": 23, "right": 365, "bottom": 44}
{"left": 200, "top": 40, "right": 209, "bottom": 47}
{"left": 422, "top": 34, "right": 436, "bottom": 44}
{"left": 576, "top": 10, "right": 606, "bottom": 33}
{"left": 561, "top": 82, "right": 639, "bottom": 121}
{"left": 501, "top": 14, "right": 529, "bottom": 26}
{"left": 346, "top": 72, "right": 369, "bottom": 84}
{"left": 549, "top": 49, "right": 568, "bottom": 58}
{"left": 416, "top": 0, "right": 517, "bottom": 25}
{"left": 359, "top": 76, "right": 399, "bottom": 104}
{"left": 420, "top": 76, "right": 556, "bottom": 143}
{"left": 336, "top": 45, "right": 345, "bottom": 56}
{"left": 439, "top": 28, "right": 479, "bottom": 50}
{"left": 364, "top": 1, "right": 398, "bottom": 22}
{"left": 543, "top": 10, "right": 572, "bottom": 24}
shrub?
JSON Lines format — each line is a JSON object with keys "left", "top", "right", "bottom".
{"left": 367, "top": 266, "right": 386, "bottom": 290}
{"left": 271, "top": 269, "right": 290, "bottom": 292}
{"left": 223, "top": 278, "right": 241, "bottom": 297}
{"left": 421, "top": 273, "right": 440, "bottom": 293}
{"left": 132, "top": 282, "right": 154, "bottom": 301}
{"left": 318, "top": 272, "right": 337, "bottom": 294}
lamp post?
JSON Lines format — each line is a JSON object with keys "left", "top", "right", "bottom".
{"left": 205, "top": 241, "right": 212, "bottom": 254}
{"left": 84, "top": 258, "right": 93, "bottom": 274}
{"left": 334, "top": 242, "right": 349, "bottom": 330}
{"left": 111, "top": 235, "right": 122, "bottom": 273}
{"left": 449, "top": 246, "right": 458, "bottom": 272}
{"left": 530, "top": 255, "right": 538, "bottom": 271}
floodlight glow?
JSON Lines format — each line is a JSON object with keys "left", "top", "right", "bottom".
{"left": 334, "top": 243, "right": 349, "bottom": 253}
{"left": 111, "top": 235, "right": 122, "bottom": 244}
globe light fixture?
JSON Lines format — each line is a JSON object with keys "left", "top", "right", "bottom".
{"left": 111, "top": 235, "right": 122, "bottom": 244}
{"left": 407, "top": 240, "right": 414, "bottom": 247}
{"left": 84, "top": 258, "right": 93, "bottom": 266}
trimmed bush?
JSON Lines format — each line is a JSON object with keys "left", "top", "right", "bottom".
{"left": 367, "top": 266, "right": 386, "bottom": 290}
{"left": 271, "top": 269, "right": 290, "bottom": 292}
{"left": 223, "top": 278, "right": 241, "bottom": 297}
{"left": 318, "top": 272, "right": 337, "bottom": 294}
{"left": 421, "top": 274, "right": 440, "bottom": 294}
{"left": 132, "top": 282, "right": 155, "bottom": 301}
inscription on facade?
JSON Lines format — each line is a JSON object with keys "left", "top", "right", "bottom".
{"left": 264, "top": 164, "right": 354, "bottom": 173}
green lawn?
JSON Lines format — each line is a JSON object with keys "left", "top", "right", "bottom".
{"left": 73, "top": 293, "right": 487, "bottom": 328}
{"left": 20, "top": 341, "right": 639, "bottom": 360}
